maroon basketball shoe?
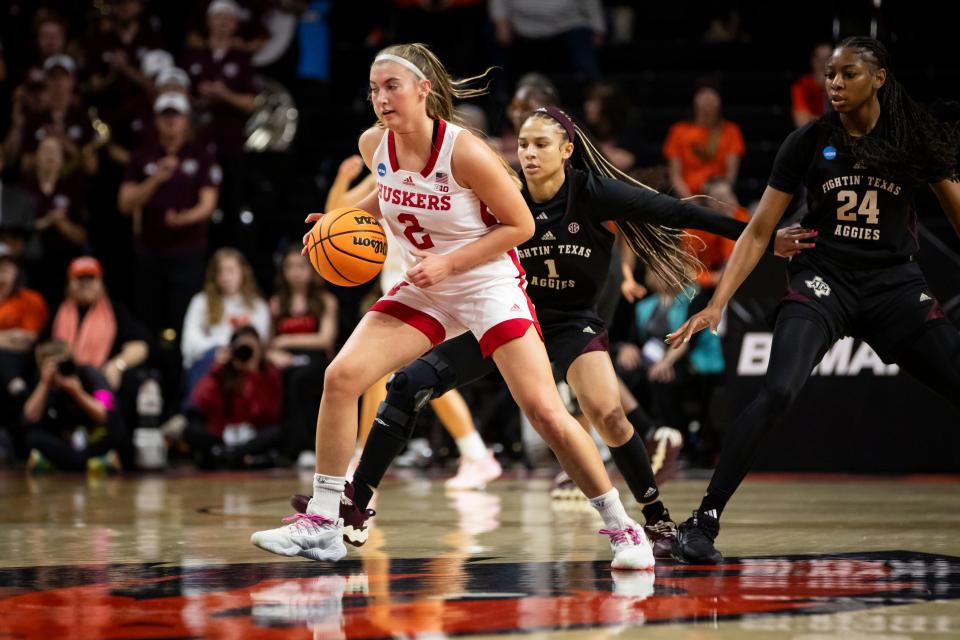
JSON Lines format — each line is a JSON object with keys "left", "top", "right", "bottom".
{"left": 290, "top": 481, "right": 375, "bottom": 548}
{"left": 643, "top": 510, "right": 679, "bottom": 559}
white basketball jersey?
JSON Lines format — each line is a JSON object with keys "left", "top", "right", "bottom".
{"left": 372, "top": 119, "right": 523, "bottom": 294}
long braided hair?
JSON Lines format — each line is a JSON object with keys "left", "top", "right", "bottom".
{"left": 822, "top": 36, "right": 960, "bottom": 184}
{"left": 528, "top": 107, "right": 702, "bottom": 292}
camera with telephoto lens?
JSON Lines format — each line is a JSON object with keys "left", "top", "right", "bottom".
{"left": 57, "top": 358, "right": 76, "bottom": 377}
{"left": 231, "top": 343, "right": 254, "bottom": 364}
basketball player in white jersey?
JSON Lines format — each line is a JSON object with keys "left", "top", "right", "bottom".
{"left": 324, "top": 160, "right": 501, "bottom": 489}
{"left": 251, "top": 43, "right": 653, "bottom": 569}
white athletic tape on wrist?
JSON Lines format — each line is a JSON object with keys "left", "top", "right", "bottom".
{"left": 374, "top": 54, "right": 427, "bottom": 80}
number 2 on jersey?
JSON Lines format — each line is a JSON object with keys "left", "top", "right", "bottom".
{"left": 397, "top": 213, "right": 435, "bottom": 250}
{"left": 836, "top": 189, "right": 879, "bottom": 224}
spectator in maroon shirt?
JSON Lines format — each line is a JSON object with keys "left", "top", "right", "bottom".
{"left": 87, "top": 1, "right": 165, "bottom": 164}
{"left": 1, "top": 11, "right": 70, "bottom": 170}
{"left": 185, "top": 325, "right": 282, "bottom": 469}
{"left": 185, "top": 0, "right": 271, "bottom": 56}
{"left": 182, "top": 0, "right": 258, "bottom": 156}
{"left": 111, "top": 64, "right": 192, "bottom": 165}
{"left": 20, "top": 136, "right": 88, "bottom": 305}
{"left": 87, "top": 0, "right": 164, "bottom": 117}
{"left": 15, "top": 56, "right": 98, "bottom": 177}
{"left": 118, "top": 92, "right": 221, "bottom": 338}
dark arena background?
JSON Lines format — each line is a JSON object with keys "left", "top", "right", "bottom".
{"left": 0, "top": 1, "right": 958, "bottom": 638}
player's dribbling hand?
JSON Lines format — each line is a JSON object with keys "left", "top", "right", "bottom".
{"left": 301, "top": 213, "right": 323, "bottom": 256}
{"left": 406, "top": 249, "right": 453, "bottom": 288}
{"left": 666, "top": 306, "right": 722, "bottom": 349}
{"left": 774, "top": 225, "right": 817, "bottom": 258}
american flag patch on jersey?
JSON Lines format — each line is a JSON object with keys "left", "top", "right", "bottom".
{"left": 434, "top": 171, "right": 448, "bottom": 184}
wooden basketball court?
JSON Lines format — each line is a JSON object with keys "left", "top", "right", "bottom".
{"left": 1, "top": 469, "right": 958, "bottom": 638}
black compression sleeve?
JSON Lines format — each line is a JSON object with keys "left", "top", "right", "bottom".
{"left": 583, "top": 173, "right": 746, "bottom": 239}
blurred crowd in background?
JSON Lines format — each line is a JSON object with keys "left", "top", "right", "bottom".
{"left": 0, "top": 0, "right": 956, "bottom": 476}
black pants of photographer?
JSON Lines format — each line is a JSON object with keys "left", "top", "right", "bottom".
{"left": 24, "top": 427, "right": 121, "bottom": 471}
{"left": 280, "top": 352, "right": 329, "bottom": 458}
{"left": 183, "top": 418, "right": 282, "bottom": 469}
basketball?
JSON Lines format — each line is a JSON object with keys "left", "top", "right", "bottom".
{"left": 306, "top": 207, "right": 387, "bottom": 286}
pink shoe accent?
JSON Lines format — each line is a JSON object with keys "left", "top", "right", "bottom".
{"left": 281, "top": 513, "right": 334, "bottom": 529}
{"left": 600, "top": 527, "right": 642, "bottom": 546}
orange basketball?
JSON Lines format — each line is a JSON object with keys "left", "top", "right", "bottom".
{"left": 306, "top": 207, "right": 387, "bottom": 286}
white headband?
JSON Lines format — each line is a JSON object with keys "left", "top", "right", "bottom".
{"left": 374, "top": 54, "right": 427, "bottom": 81}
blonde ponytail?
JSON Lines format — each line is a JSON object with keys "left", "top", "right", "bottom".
{"left": 374, "top": 43, "right": 520, "bottom": 188}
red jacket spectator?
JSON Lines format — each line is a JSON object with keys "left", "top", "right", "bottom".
{"left": 191, "top": 359, "right": 281, "bottom": 437}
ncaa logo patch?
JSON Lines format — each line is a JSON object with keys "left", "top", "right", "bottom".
{"left": 377, "top": 162, "right": 386, "bottom": 177}
{"left": 823, "top": 146, "right": 837, "bottom": 160}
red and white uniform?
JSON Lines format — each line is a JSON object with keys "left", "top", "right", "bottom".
{"left": 370, "top": 119, "right": 540, "bottom": 357}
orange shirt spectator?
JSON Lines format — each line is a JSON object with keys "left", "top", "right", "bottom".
{"left": 792, "top": 43, "right": 832, "bottom": 128}
{"left": 664, "top": 120, "right": 745, "bottom": 196}
{"left": 792, "top": 75, "right": 825, "bottom": 123}
{"left": 0, "top": 247, "right": 48, "bottom": 342}
{"left": 0, "top": 288, "right": 47, "bottom": 333}
{"left": 664, "top": 84, "right": 745, "bottom": 198}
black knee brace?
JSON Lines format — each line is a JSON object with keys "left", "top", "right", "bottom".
{"left": 375, "top": 351, "right": 458, "bottom": 441}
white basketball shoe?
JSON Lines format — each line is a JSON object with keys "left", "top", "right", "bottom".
{"left": 601, "top": 521, "right": 655, "bottom": 570}
{"left": 250, "top": 513, "right": 347, "bottom": 561}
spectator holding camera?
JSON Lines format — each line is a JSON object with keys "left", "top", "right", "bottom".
{"left": 185, "top": 325, "right": 282, "bottom": 468}
{"left": 181, "top": 248, "right": 270, "bottom": 399}
{"left": 22, "top": 339, "right": 126, "bottom": 473}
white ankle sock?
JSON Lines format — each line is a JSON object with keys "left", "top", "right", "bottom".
{"left": 307, "top": 473, "right": 345, "bottom": 518}
{"left": 456, "top": 432, "right": 486, "bottom": 461}
{"left": 589, "top": 487, "right": 633, "bottom": 530}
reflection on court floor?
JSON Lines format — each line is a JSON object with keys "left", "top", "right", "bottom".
{"left": 0, "top": 471, "right": 958, "bottom": 639}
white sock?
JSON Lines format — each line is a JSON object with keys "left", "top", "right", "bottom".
{"left": 307, "top": 473, "right": 345, "bottom": 518}
{"left": 455, "top": 431, "right": 486, "bottom": 461}
{"left": 589, "top": 487, "right": 633, "bottom": 530}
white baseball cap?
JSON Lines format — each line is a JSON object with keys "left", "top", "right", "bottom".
{"left": 155, "top": 67, "right": 190, "bottom": 90}
{"left": 154, "top": 92, "right": 191, "bottom": 115}
{"left": 43, "top": 54, "right": 76, "bottom": 75}
{"left": 207, "top": 0, "right": 242, "bottom": 17}
{"left": 141, "top": 49, "right": 174, "bottom": 79}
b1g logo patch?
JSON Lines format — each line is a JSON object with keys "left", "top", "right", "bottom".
{"left": 823, "top": 146, "right": 837, "bottom": 160}
{"left": 805, "top": 275, "right": 831, "bottom": 298}
{"left": 377, "top": 162, "right": 386, "bottom": 177}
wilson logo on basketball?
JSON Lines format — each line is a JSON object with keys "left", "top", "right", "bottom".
{"left": 354, "top": 215, "right": 378, "bottom": 226}
{"left": 352, "top": 236, "right": 387, "bottom": 255}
